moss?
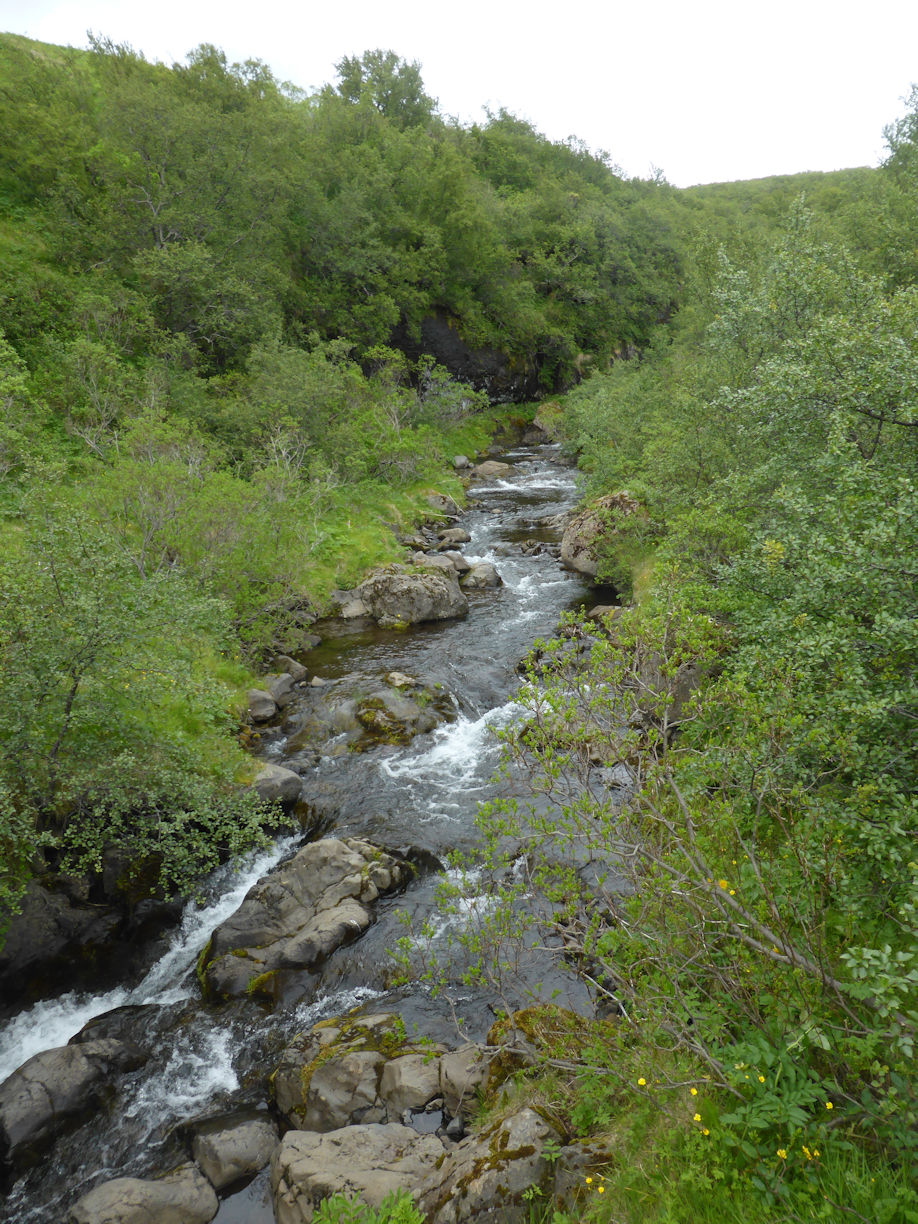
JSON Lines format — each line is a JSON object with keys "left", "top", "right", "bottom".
{"left": 246, "top": 969, "right": 280, "bottom": 999}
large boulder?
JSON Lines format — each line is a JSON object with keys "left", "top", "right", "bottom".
{"left": 417, "top": 1108, "right": 561, "bottom": 1223}
{"left": 271, "top": 1124, "right": 442, "bottom": 1224}
{"left": 356, "top": 565, "right": 468, "bottom": 628}
{"left": 192, "top": 1112, "right": 279, "bottom": 1191}
{"left": 67, "top": 1163, "right": 218, "bottom": 1224}
{"left": 200, "top": 838, "right": 413, "bottom": 1001}
{"left": 0, "top": 1039, "right": 146, "bottom": 1169}
{"left": 559, "top": 492, "right": 642, "bottom": 579}
{"left": 252, "top": 763, "right": 302, "bottom": 807}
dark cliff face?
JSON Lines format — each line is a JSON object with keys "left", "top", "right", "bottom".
{"left": 391, "top": 311, "right": 548, "bottom": 402}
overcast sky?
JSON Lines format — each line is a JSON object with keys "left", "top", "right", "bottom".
{"left": 3, "top": 0, "right": 916, "bottom": 187}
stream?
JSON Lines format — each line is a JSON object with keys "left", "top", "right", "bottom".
{"left": 0, "top": 443, "right": 606, "bottom": 1223}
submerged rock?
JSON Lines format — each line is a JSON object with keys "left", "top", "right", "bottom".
{"left": 471, "top": 460, "right": 512, "bottom": 479}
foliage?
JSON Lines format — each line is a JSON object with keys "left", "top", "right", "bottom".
{"left": 312, "top": 1189, "right": 424, "bottom": 1224}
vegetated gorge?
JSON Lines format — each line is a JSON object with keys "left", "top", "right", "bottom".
{"left": 0, "top": 33, "right": 916, "bottom": 1224}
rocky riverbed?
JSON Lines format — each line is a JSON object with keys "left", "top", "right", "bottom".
{"left": 0, "top": 440, "right": 624, "bottom": 1223}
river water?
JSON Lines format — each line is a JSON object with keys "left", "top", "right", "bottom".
{"left": 0, "top": 443, "right": 605, "bottom": 1222}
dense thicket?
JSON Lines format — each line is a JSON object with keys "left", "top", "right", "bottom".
{"left": 445, "top": 101, "right": 918, "bottom": 1223}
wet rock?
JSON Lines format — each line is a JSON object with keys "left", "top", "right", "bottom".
{"left": 248, "top": 689, "right": 277, "bottom": 723}
{"left": 0, "top": 1039, "right": 146, "bottom": 1168}
{"left": 200, "top": 838, "right": 413, "bottom": 1001}
{"left": 417, "top": 1108, "right": 560, "bottom": 1224}
{"left": 587, "top": 604, "right": 621, "bottom": 622}
{"left": 471, "top": 460, "right": 512, "bottom": 479}
{"left": 192, "top": 1113, "right": 279, "bottom": 1191}
{"left": 386, "top": 671, "right": 416, "bottom": 688}
{"left": 68, "top": 1162, "right": 218, "bottom": 1224}
{"left": 522, "top": 423, "right": 549, "bottom": 445}
{"left": 356, "top": 564, "right": 468, "bottom": 628}
{"left": 460, "top": 563, "right": 502, "bottom": 590}
{"left": 272, "top": 1124, "right": 442, "bottom": 1224}
{"left": 252, "top": 763, "right": 302, "bottom": 807}
{"left": 559, "top": 491, "right": 641, "bottom": 579}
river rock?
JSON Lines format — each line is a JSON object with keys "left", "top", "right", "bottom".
{"left": 356, "top": 564, "right": 468, "bottom": 627}
{"left": 559, "top": 491, "right": 641, "bottom": 579}
{"left": 438, "top": 1044, "right": 490, "bottom": 1118}
{"left": 472, "top": 460, "right": 512, "bottom": 479}
{"left": 272, "top": 655, "right": 308, "bottom": 682}
{"left": 417, "top": 1108, "right": 560, "bottom": 1223}
{"left": 436, "top": 526, "right": 471, "bottom": 546}
{"left": 200, "top": 838, "right": 413, "bottom": 1001}
{"left": 0, "top": 1039, "right": 146, "bottom": 1168}
{"left": 379, "top": 1053, "right": 443, "bottom": 1113}
{"left": 460, "top": 563, "right": 502, "bottom": 589}
{"left": 274, "top": 1012, "right": 448, "bottom": 1131}
{"left": 248, "top": 689, "right": 278, "bottom": 722}
{"left": 411, "top": 551, "right": 456, "bottom": 572}
{"left": 453, "top": 454, "right": 471, "bottom": 469}
{"left": 272, "top": 1124, "right": 442, "bottom": 1224}
{"left": 0, "top": 882, "right": 122, "bottom": 1003}
{"left": 266, "top": 673, "right": 297, "bottom": 709}
{"left": 68, "top": 1162, "right": 218, "bottom": 1224}
{"left": 442, "top": 551, "right": 471, "bottom": 574}
{"left": 192, "top": 1112, "right": 279, "bottom": 1190}
{"left": 252, "top": 763, "right": 302, "bottom": 807}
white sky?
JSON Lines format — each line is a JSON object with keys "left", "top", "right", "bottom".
{"left": 3, "top": 0, "right": 916, "bottom": 187}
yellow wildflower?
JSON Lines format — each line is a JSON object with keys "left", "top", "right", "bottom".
{"left": 758, "top": 1075, "right": 765, "bottom": 1083}
{"left": 637, "top": 1077, "right": 646, "bottom": 1086}
{"left": 690, "top": 1087, "right": 698, "bottom": 1096}
{"left": 718, "top": 879, "right": 729, "bottom": 889}
{"left": 598, "top": 1186, "right": 605, "bottom": 1194}
{"left": 826, "top": 1102, "right": 833, "bottom": 1110}
{"left": 694, "top": 1113, "right": 701, "bottom": 1122}
{"left": 777, "top": 1148, "right": 787, "bottom": 1160}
